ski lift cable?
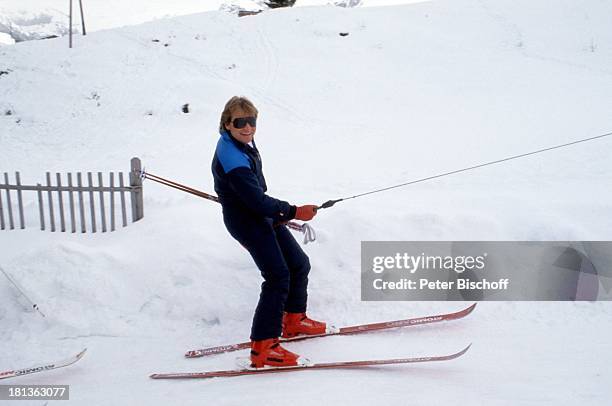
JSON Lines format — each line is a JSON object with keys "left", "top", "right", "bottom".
{"left": 318, "top": 130, "right": 612, "bottom": 210}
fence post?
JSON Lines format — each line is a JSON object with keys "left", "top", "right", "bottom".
{"left": 79, "top": 0, "right": 87, "bottom": 35}
{"left": 69, "top": 0, "right": 73, "bottom": 48}
{"left": 130, "top": 157, "right": 144, "bottom": 222}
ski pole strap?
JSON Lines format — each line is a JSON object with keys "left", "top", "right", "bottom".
{"left": 302, "top": 223, "right": 316, "bottom": 244}
{"left": 139, "top": 170, "right": 316, "bottom": 243}
{"left": 285, "top": 222, "right": 316, "bottom": 244}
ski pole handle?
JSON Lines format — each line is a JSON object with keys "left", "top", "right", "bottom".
{"left": 318, "top": 199, "right": 343, "bottom": 209}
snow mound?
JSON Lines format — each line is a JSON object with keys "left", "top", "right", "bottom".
{"left": 0, "top": 9, "right": 68, "bottom": 42}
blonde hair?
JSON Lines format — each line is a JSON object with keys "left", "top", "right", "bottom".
{"left": 219, "top": 96, "right": 259, "bottom": 131}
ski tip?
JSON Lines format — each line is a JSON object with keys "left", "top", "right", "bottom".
{"left": 150, "top": 373, "right": 174, "bottom": 379}
{"left": 76, "top": 348, "right": 88, "bottom": 359}
{"left": 456, "top": 343, "right": 472, "bottom": 357}
{"left": 448, "top": 303, "right": 477, "bottom": 320}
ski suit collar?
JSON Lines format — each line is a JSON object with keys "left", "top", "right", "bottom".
{"left": 220, "top": 129, "right": 257, "bottom": 151}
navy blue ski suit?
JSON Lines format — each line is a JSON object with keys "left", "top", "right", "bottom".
{"left": 212, "top": 130, "right": 311, "bottom": 341}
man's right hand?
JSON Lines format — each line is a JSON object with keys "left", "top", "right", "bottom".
{"left": 294, "top": 205, "right": 318, "bottom": 221}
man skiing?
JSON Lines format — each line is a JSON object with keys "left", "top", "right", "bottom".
{"left": 212, "top": 96, "right": 332, "bottom": 368}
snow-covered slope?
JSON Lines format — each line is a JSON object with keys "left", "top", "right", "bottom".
{"left": 1, "top": 0, "right": 611, "bottom": 404}
{"left": 0, "top": 1, "right": 235, "bottom": 42}
{"left": 0, "top": 0, "right": 427, "bottom": 43}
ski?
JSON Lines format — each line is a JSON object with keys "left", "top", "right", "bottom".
{"left": 152, "top": 344, "right": 471, "bottom": 379}
{"left": 185, "top": 303, "right": 476, "bottom": 358}
{"left": 0, "top": 349, "right": 87, "bottom": 380}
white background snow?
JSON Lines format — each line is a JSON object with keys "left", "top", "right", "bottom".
{"left": 1, "top": 0, "right": 612, "bottom": 404}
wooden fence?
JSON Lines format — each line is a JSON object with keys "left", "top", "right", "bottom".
{"left": 0, "top": 157, "right": 143, "bottom": 233}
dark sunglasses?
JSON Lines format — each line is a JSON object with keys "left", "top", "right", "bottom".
{"left": 232, "top": 116, "right": 257, "bottom": 129}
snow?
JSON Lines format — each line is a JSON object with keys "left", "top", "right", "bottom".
{"left": 1, "top": 0, "right": 612, "bottom": 404}
{"left": 0, "top": 31, "right": 14, "bottom": 44}
{"left": 0, "top": 1, "right": 429, "bottom": 43}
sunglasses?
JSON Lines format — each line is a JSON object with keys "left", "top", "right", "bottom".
{"left": 231, "top": 116, "right": 257, "bottom": 129}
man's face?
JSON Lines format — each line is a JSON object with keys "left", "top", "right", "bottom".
{"left": 225, "top": 108, "right": 256, "bottom": 144}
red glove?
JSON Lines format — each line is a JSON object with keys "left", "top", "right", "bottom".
{"left": 294, "top": 205, "right": 318, "bottom": 221}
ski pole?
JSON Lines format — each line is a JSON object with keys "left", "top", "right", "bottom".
{"left": 0, "top": 265, "right": 46, "bottom": 318}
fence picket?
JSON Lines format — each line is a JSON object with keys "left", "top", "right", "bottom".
{"left": 15, "top": 172, "right": 25, "bottom": 229}
{"left": 110, "top": 172, "right": 116, "bottom": 232}
{"left": 87, "top": 172, "right": 96, "bottom": 233}
{"left": 4, "top": 173, "right": 15, "bottom": 230}
{"left": 119, "top": 172, "right": 127, "bottom": 227}
{"left": 77, "top": 172, "right": 86, "bottom": 233}
{"left": 37, "top": 183, "right": 45, "bottom": 231}
{"left": 98, "top": 172, "right": 107, "bottom": 233}
{"left": 56, "top": 173, "right": 66, "bottom": 232}
{"left": 46, "top": 172, "right": 55, "bottom": 232}
{"left": 68, "top": 173, "right": 76, "bottom": 233}
{"left": 0, "top": 173, "right": 5, "bottom": 230}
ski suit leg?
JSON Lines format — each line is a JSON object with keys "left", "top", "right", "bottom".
{"left": 224, "top": 218, "right": 311, "bottom": 341}
{"left": 273, "top": 224, "right": 311, "bottom": 314}
{"left": 225, "top": 218, "right": 291, "bottom": 341}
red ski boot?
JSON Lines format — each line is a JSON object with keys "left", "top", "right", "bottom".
{"left": 282, "top": 312, "right": 334, "bottom": 338}
{"left": 250, "top": 338, "right": 307, "bottom": 368}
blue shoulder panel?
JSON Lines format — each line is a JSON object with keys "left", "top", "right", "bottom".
{"left": 216, "top": 132, "right": 250, "bottom": 173}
